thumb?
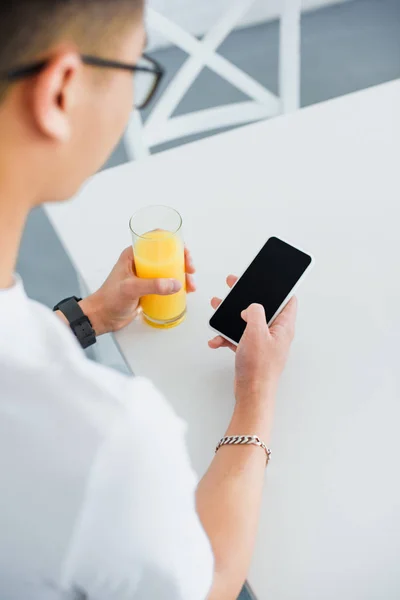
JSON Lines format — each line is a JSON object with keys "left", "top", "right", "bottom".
{"left": 134, "top": 277, "right": 182, "bottom": 297}
{"left": 241, "top": 303, "right": 268, "bottom": 328}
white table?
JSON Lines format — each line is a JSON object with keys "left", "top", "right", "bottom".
{"left": 45, "top": 80, "right": 400, "bottom": 600}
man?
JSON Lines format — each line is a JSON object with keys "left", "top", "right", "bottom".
{"left": 0, "top": 1, "right": 297, "bottom": 599}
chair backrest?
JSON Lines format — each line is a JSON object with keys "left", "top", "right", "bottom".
{"left": 124, "top": 2, "right": 301, "bottom": 159}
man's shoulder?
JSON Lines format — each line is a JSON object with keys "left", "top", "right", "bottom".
{"left": 2, "top": 294, "right": 183, "bottom": 442}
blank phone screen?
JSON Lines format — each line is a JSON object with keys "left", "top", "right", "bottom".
{"left": 209, "top": 237, "right": 312, "bottom": 344}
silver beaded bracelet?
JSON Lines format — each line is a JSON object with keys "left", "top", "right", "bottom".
{"left": 216, "top": 435, "right": 271, "bottom": 466}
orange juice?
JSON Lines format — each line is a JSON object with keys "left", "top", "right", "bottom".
{"left": 134, "top": 229, "right": 186, "bottom": 327}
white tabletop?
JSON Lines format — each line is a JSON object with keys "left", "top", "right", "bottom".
{"left": 46, "top": 80, "right": 400, "bottom": 600}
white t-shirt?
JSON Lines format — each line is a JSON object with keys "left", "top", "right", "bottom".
{"left": 0, "top": 278, "right": 214, "bottom": 600}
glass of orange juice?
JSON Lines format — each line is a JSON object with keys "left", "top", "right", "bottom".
{"left": 130, "top": 205, "right": 186, "bottom": 329}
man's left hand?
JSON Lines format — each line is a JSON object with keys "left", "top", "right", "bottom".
{"left": 80, "top": 246, "right": 196, "bottom": 336}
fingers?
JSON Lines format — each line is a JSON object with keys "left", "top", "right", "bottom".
{"left": 186, "top": 273, "right": 196, "bottom": 293}
{"left": 135, "top": 277, "right": 182, "bottom": 297}
{"left": 209, "top": 276, "right": 237, "bottom": 309}
{"left": 208, "top": 335, "right": 237, "bottom": 352}
{"left": 241, "top": 303, "right": 268, "bottom": 327}
{"left": 120, "top": 246, "right": 134, "bottom": 261}
{"left": 185, "top": 249, "right": 196, "bottom": 292}
{"left": 270, "top": 297, "right": 298, "bottom": 340}
{"left": 185, "top": 248, "right": 196, "bottom": 274}
{"left": 211, "top": 297, "right": 222, "bottom": 310}
{"left": 226, "top": 275, "right": 238, "bottom": 288}
{"left": 119, "top": 246, "right": 136, "bottom": 275}
{"left": 154, "top": 279, "right": 182, "bottom": 295}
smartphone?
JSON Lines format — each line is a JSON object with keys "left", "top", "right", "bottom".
{"left": 209, "top": 236, "right": 314, "bottom": 345}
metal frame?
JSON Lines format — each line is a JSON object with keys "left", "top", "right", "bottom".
{"left": 124, "top": 0, "right": 301, "bottom": 159}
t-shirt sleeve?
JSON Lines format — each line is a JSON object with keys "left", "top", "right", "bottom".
{"left": 61, "top": 377, "right": 214, "bottom": 600}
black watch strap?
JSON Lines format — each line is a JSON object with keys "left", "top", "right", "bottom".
{"left": 53, "top": 296, "right": 96, "bottom": 349}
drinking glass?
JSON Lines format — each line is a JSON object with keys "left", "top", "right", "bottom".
{"left": 130, "top": 205, "right": 186, "bottom": 328}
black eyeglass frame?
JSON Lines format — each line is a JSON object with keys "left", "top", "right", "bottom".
{"left": 2, "top": 53, "right": 165, "bottom": 110}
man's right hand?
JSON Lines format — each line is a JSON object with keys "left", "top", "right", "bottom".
{"left": 208, "top": 275, "right": 297, "bottom": 406}
{"left": 203, "top": 277, "right": 298, "bottom": 600}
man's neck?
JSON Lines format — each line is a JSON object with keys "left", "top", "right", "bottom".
{"left": 0, "top": 183, "right": 30, "bottom": 289}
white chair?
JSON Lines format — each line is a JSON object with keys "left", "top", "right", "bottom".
{"left": 125, "top": 0, "right": 301, "bottom": 160}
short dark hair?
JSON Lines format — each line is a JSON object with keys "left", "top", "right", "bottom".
{"left": 0, "top": 0, "right": 144, "bottom": 101}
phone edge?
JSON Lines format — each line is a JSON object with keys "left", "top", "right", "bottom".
{"left": 208, "top": 324, "right": 239, "bottom": 347}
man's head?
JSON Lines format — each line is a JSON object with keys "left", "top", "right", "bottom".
{"left": 0, "top": 0, "right": 145, "bottom": 204}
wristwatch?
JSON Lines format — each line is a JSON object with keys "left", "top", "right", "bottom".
{"left": 53, "top": 296, "right": 96, "bottom": 349}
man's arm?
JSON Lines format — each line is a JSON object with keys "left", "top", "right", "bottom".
{"left": 55, "top": 295, "right": 109, "bottom": 336}
{"left": 199, "top": 296, "right": 297, "bottom": 600}
{"left": 198, "top": 403, "right": 273, "bottom": 600}
{"left": 55, "top": 246, "right": 196, "bottom": 336}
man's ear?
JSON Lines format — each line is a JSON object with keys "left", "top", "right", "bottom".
{"left": 32, "top": 51, "right": 82, "bottom": 142}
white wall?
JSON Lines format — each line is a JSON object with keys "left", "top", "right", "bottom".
{"left": 148, "top": 0, "right": 353, "bottom": 48}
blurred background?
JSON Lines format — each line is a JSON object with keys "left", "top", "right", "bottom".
{"left": 19, "top": 0, "right": 400, "bottom": 309}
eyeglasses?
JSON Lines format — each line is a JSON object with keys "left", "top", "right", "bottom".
{"left": 3, "top": 53, "right": 165, "bottom": 110}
